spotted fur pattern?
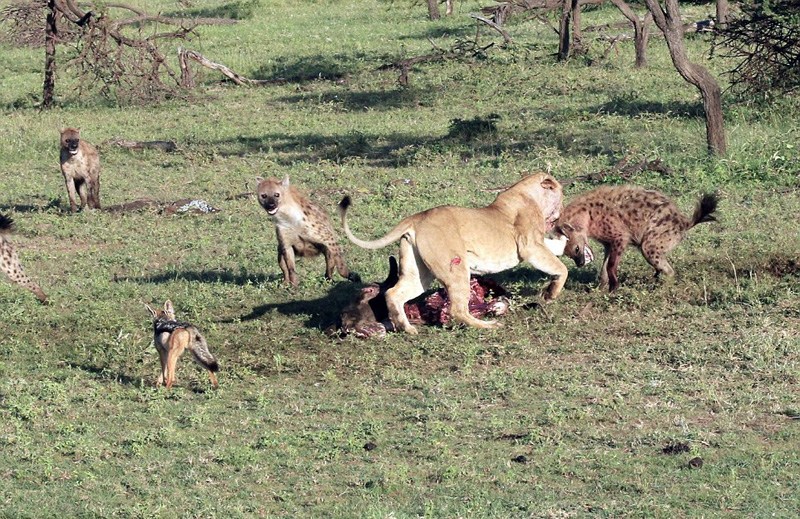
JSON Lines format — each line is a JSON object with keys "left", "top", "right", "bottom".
{"left": 60, "top": 127, "right": 101, "bottom": 212}
{"left": 0, "top": 214, "right": 47, "bottom": 303}
{"left": 255, "top": 175, "right": 359, "bottom": 286}
{"left": 557, "top": 186, "right": 718, "bottom": 290}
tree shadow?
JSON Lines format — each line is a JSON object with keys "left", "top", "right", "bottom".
{"left": 592, "top": 97, "right": 705, "bottom": 118}
{"left": 234, "top": 281, "right": 360, "bottom": 329}
{"left": 275, "top": 88, "right": 425, "bottom": 112}
{"left": 250, "top": 52, "right": 385, "bottom": 83}
{"left": 66, "top": 361, "right": 140, "bottom": 387}
{"left": 164, "top": 0, "right": 260, "bottom": 20}
{"left": 119, "top": 269, "right": 279, "bottom": 286}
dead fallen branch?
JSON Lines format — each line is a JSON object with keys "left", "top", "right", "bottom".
{"left": 469, "top": 13, "right": 513, "bottom": 45}
{"left": 178, "top": 48, "right": 286, "bottom": 87}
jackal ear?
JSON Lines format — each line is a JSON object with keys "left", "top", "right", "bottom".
{"left": 144, "top": 303, "right": 157, "bottom": 319}
{"left": 163, "top": 300, "right": 175, "bottom": 316}
{"left": 281, "top": 175, "right": 290, "bottom": 187}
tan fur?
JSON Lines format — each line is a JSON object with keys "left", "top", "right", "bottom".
{"left": 339, "top": 172, "right": 568, "bottom": 334}
{"left": 59, "top": 128, "right": 101, "bottom": 212}
{"left": 557, "top": 185, "right": 718, "bottom": 291}
{"left": 145, "top": 300, "right": 219, "bottom": 390}
{"left": 0, "top": 215, "right": 48, "bottom": 303}
{"left": 256, "top": 175, "right": 357, "bottom": 286}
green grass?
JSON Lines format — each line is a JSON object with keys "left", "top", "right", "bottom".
{"left": 1, "top": 0, "right": 799, "bottom": 516}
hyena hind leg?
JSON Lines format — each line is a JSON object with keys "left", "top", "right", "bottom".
{"left": 641, "top": 234, "right": 682, "bottom": 278}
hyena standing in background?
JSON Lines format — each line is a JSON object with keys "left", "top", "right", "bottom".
{"left": 0, "top": 214, "right": 48, "bottom": 303}
{"left": 59, "top": 127, "right": 101, "bottom": 212}
{"left": 556, "top": 185, "right": 718, "bottom": 291}
{"left": 256, "top": 175, "right": 359, "bottom": 286}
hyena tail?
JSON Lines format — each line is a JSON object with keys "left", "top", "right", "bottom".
{"left": 189, "top": 332, "right": 219, "bottom": 373}
{"left": 0, "top": 214, "right": 14, "bottom": 235}
{"left": 690, "top": 193, "right": 719, "bottom": 228}
{"left": 335, "top": 252, "right": 361, "bottom": 283}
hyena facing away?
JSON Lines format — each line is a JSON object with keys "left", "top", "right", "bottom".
{"left": 557, "top": 186, "right": 718, "bottom": 291}
{"left": 0, "top": 214, "right": 48, "bottom": 303}
{"left": 256, "top": 175, "right": 359, "bottom": 286}
{"left": 60, "top": 127, "right": 101, "bottom": 212}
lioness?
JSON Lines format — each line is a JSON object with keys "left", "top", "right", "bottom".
{"left": 338, "top": 172, "right": 568, "bottom": 334}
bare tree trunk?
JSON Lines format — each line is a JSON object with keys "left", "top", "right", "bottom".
{"left": 43, "top": 0, "right": 57, "bottom": 108}
{"left": 571, "top": 0, "right": 582, "bottom": 52}
{"left": 428, "top": 0, "right": 441, "bottom": 20}
{"left": 610, "top": 0, "right": 653, "bottom": 68}
{"left": 558, "top": 0, "right": 571, "bottom": 60}
{"left": 644, "top": 0, "right": 727, "bottom": 155}
{"left": 716, "top": 0, "right": 729, "bottom": 28}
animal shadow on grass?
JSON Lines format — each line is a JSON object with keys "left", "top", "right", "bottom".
{"left": 120, "top": 269, "right": 279, "bottom": 286}
{"left": 67, "top": 362, "right": 216, "bottom": 393}
{"left": 0, "top": 196, "right": 62, "bottom": 213}
{"left": 234, "top": 281, "right": 360, "bottom": 330}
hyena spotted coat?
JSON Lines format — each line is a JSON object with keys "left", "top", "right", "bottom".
{"left": 557, "top": 185, "right": 718, "bottom": 291}
{"left": 0, "top": 214, "right": 48, "bottom": 303}
{"left": 60, "top": 127, "right": 101, "bottom": 212}
{"left": 256, "top": 175, "right": 359, "bottom": 286}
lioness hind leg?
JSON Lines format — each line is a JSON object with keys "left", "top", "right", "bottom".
{"left": 386, "top": 238, "right": 431, "bottom": 334}
{"left": 421, "top": 247, "right": 498, "bottom": 329}
{"left": 448, "top": 284, "right": 499, "bottom": 329}
{"left": 525, "top": 244, "right": 568, "bottom": 301}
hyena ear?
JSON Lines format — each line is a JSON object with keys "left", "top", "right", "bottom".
{"left": 558, "top": 222, "right": 575, "bottom": 235}
{"left": 255, "top": 176, "right": 264, "bottom": 187}
{"left": 281, "top": 175, "right": 290, "bottom": 187}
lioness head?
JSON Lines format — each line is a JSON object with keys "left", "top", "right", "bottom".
{"left": 517, "top": 172, "right": 563, "bottom": 231}
{"left": 255, "top": 175, "right": 290, "bottom": 216}
{"left": 60, "top": 127, "right": 82, "bottom": 156}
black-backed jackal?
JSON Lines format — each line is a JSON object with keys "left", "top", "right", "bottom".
{"left": 145, "top": 300, "right": 219, "bottom": 389}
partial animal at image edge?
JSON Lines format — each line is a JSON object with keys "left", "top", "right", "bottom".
{"left": 0, "top": 213, "right": 48, "bottom": 303}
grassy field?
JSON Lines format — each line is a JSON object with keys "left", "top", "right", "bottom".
{"left": 0, "top": 0, "right": 798, "bottom": 516}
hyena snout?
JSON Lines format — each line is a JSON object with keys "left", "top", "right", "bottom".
{"left": 259, "top": 194, "right": 279, "bottom": 215}
{"left": 65, "top": 139, "right": 80, "bottom": 154}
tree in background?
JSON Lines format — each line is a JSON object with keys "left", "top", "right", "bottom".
{"left": 644, "top": 0, "right": 727, "bottom": 155}
{"left": 715, "top": 0, "right": 800, "bottom": 99}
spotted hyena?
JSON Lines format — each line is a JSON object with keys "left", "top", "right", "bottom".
{"left": 255, "top": 175, "right": 360, "bottom": 286}
{"left": 0, "top": 214, "right": 48, "bottom": 303}
{"left": 60, "top": 127, "right": 101, "bottom": 212}
{"left": 556, "top": 186, "right": 718, "bottom": 290}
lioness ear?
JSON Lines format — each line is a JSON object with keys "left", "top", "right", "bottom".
{"left": 540, "top": 177, "right": 559, "bottom": 190}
